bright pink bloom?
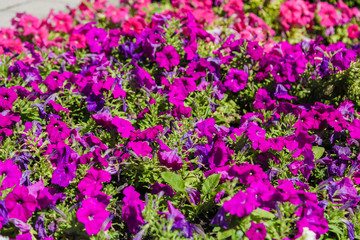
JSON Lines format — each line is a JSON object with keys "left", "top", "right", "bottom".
{"left": 224, "top": 0, "right": 244, "bottom": 18}
{"left": 111, "top": 116, "right": 134, "bottom": 138}
{"left": 52, "top": 12, "right": 73, "bottom": 33}
{"left": 279, "top": 0, "right": 315, "bottom": 30}
{"left": 318, "top": 2, "right": 338, "bottom": 27}
{"left": 223, "top": 189, "right": 259, "bottom": 218}
{"left": 348, "top": 24, "right": 359, "bottom": 39}
{"left": 106, "top": 5, "right": 129, "bottom": 23}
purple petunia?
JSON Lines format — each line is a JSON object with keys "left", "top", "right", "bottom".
{"left": 51, "top": 164, "right": 77, "bottom": 188}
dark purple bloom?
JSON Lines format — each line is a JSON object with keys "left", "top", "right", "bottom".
{"left": 0, "top": 200, "right": 9, "bottom": 229}
{"left": 51, "top": 164, "right": 77, "bottom": 188}
{"left": 157, "top": 149, "right": 183, "bottom": 170}
{"left": 185, "top": 188, "right": 201, "bottom": 205}
{"left": 86, "top": 94, "right": 105, "bottom": 112}
{"left": 319, "top": 56, "right": 329, "bottom": 76}
{"left": 158, "top": 201, "right": 193, "bottom": 238}
{"left": 341, "top": 219, "right": 355, "bottom": 240}
{"left": 35, "top": 214, "right": 48, "bottom": 239}
{"left": 210, "top": 207, "right": 228, "bottom": 229}
{"left": 119, "top": 41, "right": 140, "bottom": 59}
{"left": 150, "top": 182, "right": 176, "bottom": 197}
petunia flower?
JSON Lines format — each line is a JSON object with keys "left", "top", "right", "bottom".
{"left": 0, "top": 88, "right": 18, "bottom": 110}
{"left": 122, "top": 186, "right": 145, "bottom": 234}
{"left": 77, "top": 197, "right": 111, "bottom": 235}
{"left": 224, "top": 68, "right": 248, "bottom": 92}
{"left": 78, "top": 167, "right": 111, "bottom": 196}
{"left": 157, "top": 149, "right": 183, "bottom": 170}
{"left": 246, "top": 222, "right": 267, "bottom": 240}
{"left": 5, "top": 185, "right": 37, "bottom": 222}
{"left": 156, "top": 45, "right": 180, "bottom": 71}
{"left": 86, "top": 27, "right": 108, "bottom": 53}
{"left": 223, "top": 189, "right": 259, "bottom": 218}
{"left": 111, "top": 116, "right": 134, "bottom": 138}
{"left": 0, "top": 159, "right": 22, "bottom": 191}
{"left": 51, "top": 164, "right": 77, "bottom": 188}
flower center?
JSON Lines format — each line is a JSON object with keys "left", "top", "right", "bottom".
{"left": 88, "top": 214, "right": 94, "bottom": 220}
{"left": 17, "top": 199, "right": 23, "bottom": 204}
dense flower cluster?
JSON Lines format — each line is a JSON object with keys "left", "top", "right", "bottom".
{"left": 0, "top": 0, "right": 359, "bottom": 239}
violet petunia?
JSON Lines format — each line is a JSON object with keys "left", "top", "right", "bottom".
{"left": 51, "top": 164, "right": 77, "bottom": 188}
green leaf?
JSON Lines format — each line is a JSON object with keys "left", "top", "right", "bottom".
{"left": 217, "top": 229, "right": 235, "bottom": 240}
{"left": 327, "top": 224, "right": 343, "bottom": 239}
{"left": 251, "top": 208, "right": 275, "bottom": 220}
{"left": 160, "top": 172, "right": 185, "bottom": 192}
{"left": 201, "top": 174, "right": 221, "bottom": 194}
{"left": 313, "top": 146, "right": 325, "bottom": 160}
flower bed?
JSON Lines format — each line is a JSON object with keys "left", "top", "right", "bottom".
{"left": 0, "top": 0, "right": 360, "bottom": 239}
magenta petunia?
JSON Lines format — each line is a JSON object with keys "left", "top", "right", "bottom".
{"left": 77, "top": 197, "right": 111, "bottom": 235}
{"left": 224, "top": 68, "right": 248, "bottom": 92}
{"left": 0, "top": 88, "right": 18, "bottom": 110}
{"left": 128, "top": 141, "right": 152, "bottom": 157}
{"left": 85, "top": 27, "right": 108, "bottom": 53}
{"left": 0, "top": 159, "right": 22, "bottom": 191}
{"left": 156, "top": 45, "right": 181, "bottom": 71}
{"left": 111, "top": 116, "right": 134, "bottom": 138}
{"left": 122, "top": 186, "right": 145, "bottom": 233}
{"left": 5, "top": 185, "right": 37, "bottom": 222}
{"left": 246, "top": 222, "right": 267, "bottom": 240}
{"left": 222, "top": 189, "right": 259, "bottom": 218}
{"left": 46, "top": 117, "right": 71, "bottom": 143}
{"left": 78, "top": 167, "right": 111, "bottom": 196}
{"left": 157, "top": 149, "right": 183, "bottom": 170}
